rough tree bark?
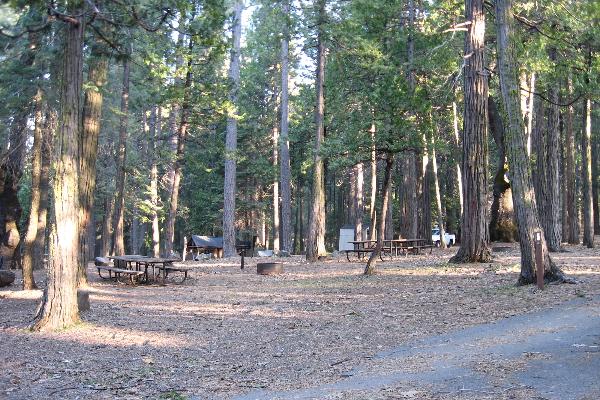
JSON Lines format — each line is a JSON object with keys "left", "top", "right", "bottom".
{"left": 78, "top": 38, "right": 109, "bottom": 284}
{"left": 22, "top": 88, "right": 44, "bottom": 290}
{"left": 223, "top": 1, "right": 243, "bottom": 257}
{"left": 32, "top": 6, "right": 85, "bottom": 331}
{"left": 279, "top": 0, "right": 292, "bottom": 253}
{"left": 494, "top": 0, "right": 567, "bottom": 284}
{"left": 165, "top": 38, "right": 194, "bottom": 257}
{"left": 364, "top": 155, "right": 394, "bottom": 275}
{"left": 112, "top": 57, "right": 130, "bottom": 256}
{"left": 450, "top": 0, "right": 491, "bottom": 263}
{"left": 306, "top": 0, "right": 327, "bottom": 262}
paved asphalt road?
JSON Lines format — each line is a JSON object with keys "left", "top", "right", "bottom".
{"left": 234, "top": 295, "right": 600, "bottom": 400}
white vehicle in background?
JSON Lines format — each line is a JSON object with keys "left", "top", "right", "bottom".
{"left": 431, "top": 228, "right": 455, "bottom": 247}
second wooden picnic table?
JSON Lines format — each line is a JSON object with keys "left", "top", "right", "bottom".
{"left": 346, "top": 239, "right": 430, "bottom": 261}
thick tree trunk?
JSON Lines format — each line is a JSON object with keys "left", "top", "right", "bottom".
{"left": 78, "top": 40, "right": 108, "bottom": 284}
{"left": 494, "top": 0, "right": 566, "bottom": 284}
{"left": 112, "top": 57, "right": 130, "bottom": 256}
{"left": 450, "top": 0, "right": 491, "bottom": 263}
{"left": 306, "top": 0, "right": 327, "bottom": 262}
{"left": 165, "top": 39, "right": 194, "bottom": 257}
{"left": 223, "top": 1, "right": 243, "bottom": 257}
{"left": 582, "top": 96, "right": 594, "bottom": 248}
{"left": 279, "top": 0, "right": 292, "bottom": 253}
{"left": 364, "top": 155, "right": 394, "bottom": 275}
{"left": 32, "top": 9, "right": 84, "bottom": 331}
{"left": 22, "top": 89, "right": 44, "bottom": 290}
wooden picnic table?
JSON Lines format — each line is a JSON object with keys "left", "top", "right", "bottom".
{"left": 345, "top": 238, "right": 432, "bottom": 261}
{"left": 107, "top": 255, "right": 180, "bottom": 284}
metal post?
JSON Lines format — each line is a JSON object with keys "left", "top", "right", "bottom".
{"left": 182, "top": 236, "right": 187, "bottom": 261}
{"left": 534, "top": 230, "right": 544, "bottom": 290}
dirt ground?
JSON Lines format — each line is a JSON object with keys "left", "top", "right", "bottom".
{"left": 1, "top": 241, "right": 599, "bottom": 400}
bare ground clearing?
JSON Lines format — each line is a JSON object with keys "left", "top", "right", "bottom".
{"left": 1, "top": 241, "right": 599, "bottom": 399}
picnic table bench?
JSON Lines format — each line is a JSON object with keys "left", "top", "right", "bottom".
{"left": 95, "top": 257, "right": 146, "bottom": 284}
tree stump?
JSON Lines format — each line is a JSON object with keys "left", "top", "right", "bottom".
{"left": 78, "top": 289, "right": 90, "bottom": 312}
{"left": 256, "top": 262, "right": 283, "bottom": 275}
{"left": 0, "top": 270, "right": 16, "bottom": 287}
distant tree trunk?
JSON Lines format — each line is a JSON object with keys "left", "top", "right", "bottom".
{"left": 431, "top": 134, "right": 446, "bottom": 248}
{"left": 22, "top": 88, "right": 44, "bottom": 290}
{"left": 450, "top": 0, "right": 491, "bottom": 263}
{"left": 404, "top": 0, "right": 418, "bottom": 241}
{"left": 34, "top": 108, "right": 55, "bottom": 269}
{"left": 165, "top": 38, "right": 194, "bottom": 257}
{"left": 0, "top": 116, "right": 26, "bottom": 271}
{"left": 272, "top": 125, "right": 280, "bottom": 251}
{"left": 494, "top": 0, "right": 566, "bottom": 284}
{"left": 488, "top": 96, "right": 516, "bottom": 242}
{"left": 354, "top": 163, "right": 364, "bottom": 240}
{"left": 150, "top": 106, "right": 160, "bottom": 257}
{"left": 527, "top": 74, "right": 536, "bottom": 156}
{"left": 364, "top": 155, "right": 394, "bottom": 275}
{"left": 418, "top": 137, "right": 431, "bottom": 242}
{"left": 112, "top": 57, "right": 130, "bottom": 256}
{"left": 539, "top": 56, "right": 562, "bottom": 251}
{"left": 101, "top": 197, "right": 114, "bottom": 257}
{"left": 223, "top": 1, "right": 243, "bottom": 257}
{"left": 582, "top": 96, "right": 594, "bottom": 248}
{"left": 78, "top": 40, "right": 108, "bottom": 284}
{"left": 0, "top": 33, "right": 38, "bottom": 270}
{"left": 452, "top": 101, "right": 464, "bottom": 218}
{"left": 565, "top": 75, "right": 579, "bottom": 244}
{"left": 306, "top": 0, "right": 327, "bottom": 262}
{"left": 369, "top": 120, "right": 377, "bottom": 241}
{"left": 32, "top": 8, "right": 84, "bottom": 331}
{"left": 593, "top": 123, "right": 600, "bottom": 235}
{"left": 279, "top": 0, "right": 292, "bottom": 253}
